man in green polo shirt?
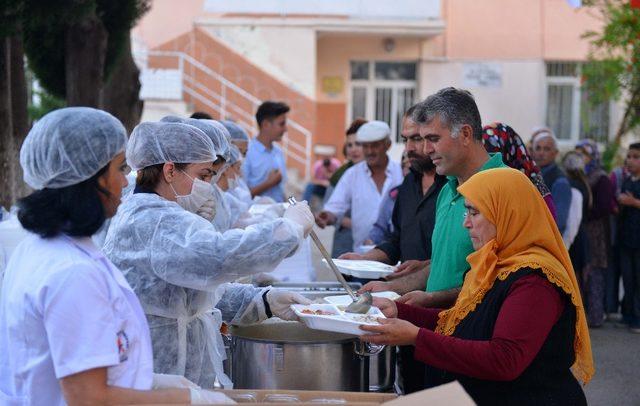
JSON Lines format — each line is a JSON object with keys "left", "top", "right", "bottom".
{"left": 361, "top": 87, "right": 506, "bottom": 308}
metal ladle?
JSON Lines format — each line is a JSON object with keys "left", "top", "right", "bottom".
{"left": 288, "top": 196, "right": 372, "bottom": 314}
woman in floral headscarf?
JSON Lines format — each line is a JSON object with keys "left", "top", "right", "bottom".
{"left": 481, "top": 122, "right": 557, "bottom": 219}
{"left": 575, "top": 139, "right": 615, "bottom": 327}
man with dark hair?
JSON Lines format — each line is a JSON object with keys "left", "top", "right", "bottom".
{"left": 243, "top": 101, "right": 291, "bottom": 202}
{"left": 339, "top": 105, "right": 446, "bottom": 393}
{"left": 362, "top": 87, "right": 506, "bottom": 311}
{"left": 190, "top": 111, "right": 213, "bottom": 119}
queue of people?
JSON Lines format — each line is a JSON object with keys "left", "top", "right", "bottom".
{"left": 0, "top": 84, "right": 638, "bottom": 405}
{"left": 310, "top": 86, "right": 634, "bottom": 403}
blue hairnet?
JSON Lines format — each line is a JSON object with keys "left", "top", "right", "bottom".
{"left": 20, "top": 107, "right": 127, "bottom": 190}
{"left": 221, "top": 120, "right": 250, "bottom": 142}
{"left": 127, "top": 122, "right": 217, "bottom": 171}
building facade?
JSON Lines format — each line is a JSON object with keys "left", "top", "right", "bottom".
{"left": 133, "top": 0, "right": 622, "bottom": 179}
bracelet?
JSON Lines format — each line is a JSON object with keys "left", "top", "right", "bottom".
{"left": 262, "top": 290, "right": 273, "bottom": 318}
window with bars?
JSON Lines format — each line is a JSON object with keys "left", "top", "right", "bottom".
{"left": 545, "top": 62, "right": 610, "bottom": 143}
{"left": 350, "top": 61, "right": 417, "bottom": 143}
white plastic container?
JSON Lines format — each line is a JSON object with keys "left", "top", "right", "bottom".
{"left": 291, "top": 304, "right": 386, "bottom": 336}
{"left": 321, "top": 259, "right": 395, "bottom": 279}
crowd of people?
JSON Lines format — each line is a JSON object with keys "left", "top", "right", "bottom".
{"left": 0, "top": 85, "right": 638, "bottom": 405}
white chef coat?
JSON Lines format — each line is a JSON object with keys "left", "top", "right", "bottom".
{"left": 323, "top": 159, "right": 403, "bottom": 250}
{"left": 0, "top": 234, "right": 153, "bottom": 405}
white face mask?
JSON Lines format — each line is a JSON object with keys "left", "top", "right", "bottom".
{"left": 227, "top": 174, "right": 238, "bottom": 190}
{"left": 170, "top": 171, "right": 215, "bottom": 214}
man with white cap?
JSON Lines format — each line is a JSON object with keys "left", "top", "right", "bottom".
{"left": 315, "top": 120, "right": 403, "bottom": 252}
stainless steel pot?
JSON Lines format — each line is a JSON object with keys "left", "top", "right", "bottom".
{"left": 228, "top": 322, "right": 383, "bottom": 391}
{"left": 265, "top": 283, "right": 396, "bottom": 392}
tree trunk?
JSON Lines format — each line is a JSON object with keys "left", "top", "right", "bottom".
{"left": 0, "top": 37, "right": 14, "bottom": 210}
{"left": 101, "top": 32, "right": 143, "bottom": 133}
{"left": 10, "top": 33, "right": 30, "bottom": 201}
{"left": 64, "top": 12, "right": 107, "bottom": 107}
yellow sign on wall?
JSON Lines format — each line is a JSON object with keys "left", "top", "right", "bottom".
{"left": 322, "top": 76, "right": 344, "bottom": 96}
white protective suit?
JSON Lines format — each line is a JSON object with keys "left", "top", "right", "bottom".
{"left": 103, "top": 192, "right": 304, "bottom": 388}
{"left": 211, "top": 184, "right": 235, "bottom": 232}
{"left": 230, "top": 177, "right": 254, "bottom": 205}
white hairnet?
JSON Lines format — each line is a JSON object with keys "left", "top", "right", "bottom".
{"left": 196, "top": 119, "right": 232, "bottom": 162}
{"left": 228, "top": 144, "right": 242, "bottom": 165}
{"left": 20, "top": 107, "right": 127, "bottom": 189}
{"left": 127, "top": 122, "right": 217, "bottom": 171}
{"left": 162, "top": 116, "right": 232, "bottom": 162}
{"left": 221, "top": 120, "right": 250, "bottom": 142}
{"left": 159, "top": 115, "right": 184, "bottom": 124}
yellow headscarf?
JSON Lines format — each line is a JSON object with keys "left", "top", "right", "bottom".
{"left": 435, "top": 167, "right": 594, "bottom": 384}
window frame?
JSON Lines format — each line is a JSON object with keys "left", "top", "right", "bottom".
{"left": 544, "top": 61, "right": 614, "bottom": 146}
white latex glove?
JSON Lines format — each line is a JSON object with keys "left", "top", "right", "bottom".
{"left": 152, "top": 373, "right": 200, "bottom": 389}
{"left": 253, "top": 196, "right": 276, "bottom": 205}
{"left": 253, "top": 272, "right": 281, "bottom": 287}
{"left": 190, "top": 388, "right": 236, "bottom": 404}
{"left": 283, "top": 200, "right": 314, "bottom": 237}
{"left": 264, "top": 203, "right": 286, "bottom": 217}
{"left": 197, "top": 199, "right": 217, "bottom": 221}
{"left": 266, "top": 290, "right": 312, "bottom": 321}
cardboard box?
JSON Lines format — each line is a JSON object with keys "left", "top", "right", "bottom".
{"left": 149, "top": 381, "right": 475, "bottom": 405}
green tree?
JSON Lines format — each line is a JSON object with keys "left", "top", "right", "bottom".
{"left": 22, "top": 0, "right": 149, "bottom": 129}
{"left": 0, "top": 1, "right": 30, "bottom": 209}
{"left": 582, "top": 1, "right": 640, "bottom": 168}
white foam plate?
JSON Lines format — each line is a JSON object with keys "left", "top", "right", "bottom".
{"left": 321, "top": 259, "right": 395, "bottom": 279}
{"left": 291, "top": 303, "right": 386, "bottom": 336}
{"left": 323, "top": 291, "right": 400, "bottom": 306}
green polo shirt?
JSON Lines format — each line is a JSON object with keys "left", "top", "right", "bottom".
{"left": 426, "top": 153, "right": 506, "bottom": 292}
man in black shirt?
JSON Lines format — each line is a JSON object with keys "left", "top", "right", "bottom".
{"left": 339, "top": 105, "right": 445, "bottom": 393}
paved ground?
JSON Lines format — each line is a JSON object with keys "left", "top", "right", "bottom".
{"left": 308, "top": 226, "right": 640, "bottom": 405}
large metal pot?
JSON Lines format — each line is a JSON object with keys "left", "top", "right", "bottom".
{"left": 265, "top": 283, "right": 396, "bottom": 392}
{"left": 228, "top": 322, "right": 383, "bottom": 391}
{"left": 369, "top": 344, "right": 396, "bottom": 392}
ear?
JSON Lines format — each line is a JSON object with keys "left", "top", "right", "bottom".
{"left": 163, "top": 162, "right": 176, "bottom": 183}
{"left": 459, "top": 124, "right": 475, "bottom": 146}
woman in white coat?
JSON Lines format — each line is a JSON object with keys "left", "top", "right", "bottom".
{"left": 103, "top": 121, "right": 314, "bottom": 388}
{"left": 0, "top": 108, "right": 225, "bottom": 405}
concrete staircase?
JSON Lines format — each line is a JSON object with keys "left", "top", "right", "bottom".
{"left": 137, "top": 27, "right": 315, "bottom": 189}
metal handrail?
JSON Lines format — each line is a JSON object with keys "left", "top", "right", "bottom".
{"left": 141, "top": 49, "right": 312, "bottom": 179}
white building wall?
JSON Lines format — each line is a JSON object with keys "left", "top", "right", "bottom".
{"left": 203, "top": 0, "right": 440, "bottom": 19}
{"left": 202, "top": 25, "right": 317, "bottom": 99}
{"left": 419, "top": 60, "right": 547, "bottom": 142}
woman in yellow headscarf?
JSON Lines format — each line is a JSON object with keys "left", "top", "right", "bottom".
{"left": 361, "top": 167, "right": 593, "bottom": 405}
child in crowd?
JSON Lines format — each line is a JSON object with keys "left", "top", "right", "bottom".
{"left": 618, "top": 142, "right": 640, "bottom": 333}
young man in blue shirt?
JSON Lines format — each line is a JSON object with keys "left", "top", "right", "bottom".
{"left": 243, "top": 101, "right": 290, "bottom": 202}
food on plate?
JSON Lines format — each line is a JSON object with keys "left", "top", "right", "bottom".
{"left": 301, "top": 308, "right": 337, "bottom": 316}
{"left": 344, "top": 314, "right": 381, "bottom": 324}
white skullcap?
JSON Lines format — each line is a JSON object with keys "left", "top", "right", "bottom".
{"left": 356, "top": 120, "right": 391, "bottom": 142}
{"left": 20, "top": 107, "right": 127, "bottom": 189}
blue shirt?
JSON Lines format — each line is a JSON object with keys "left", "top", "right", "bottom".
{"left": 540, "top": 163, "right": 572, "bottom": 234}
{"left": 242, "top": 139, "right": 287, "bottom": 202}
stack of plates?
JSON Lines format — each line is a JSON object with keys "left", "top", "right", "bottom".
{"left": 322, "top": 259, "right": 396, "bottom": 279}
